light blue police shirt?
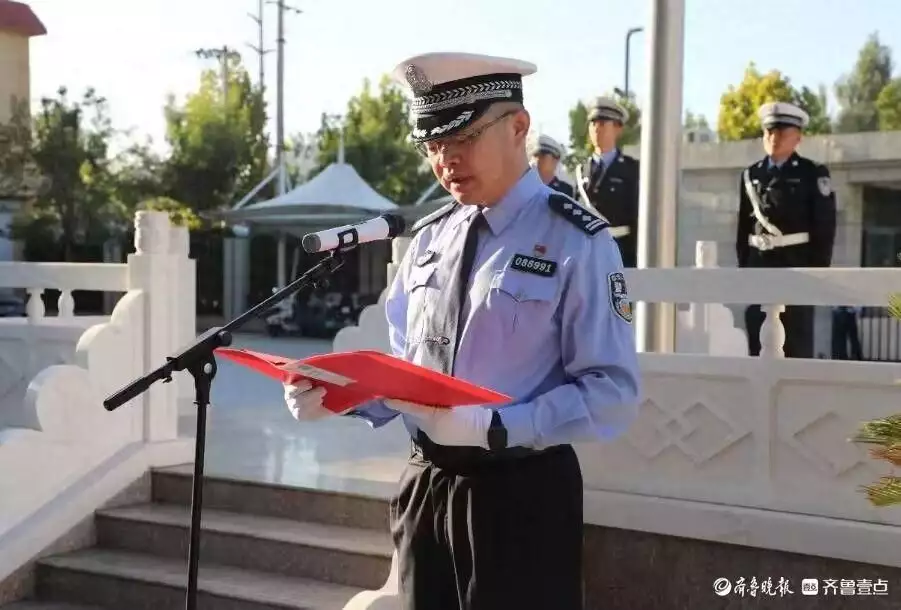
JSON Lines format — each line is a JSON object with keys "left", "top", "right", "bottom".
{"left": 348, "top": 168, "right": 641, "bottom": 449}
{"left": 592, "top": 148, "right": 619, "bottom": 170}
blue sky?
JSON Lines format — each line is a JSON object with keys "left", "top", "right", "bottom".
{"left": 24, "top": 0, "right": 901, "bottom": 155}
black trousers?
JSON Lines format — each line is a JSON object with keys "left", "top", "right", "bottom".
{"left": 745, "top": 304, "right": 814, "bottom": 358}
{"left": 831, "top": 308, "right": 863, "bottom": 360}
{"left": 389, "top": 435, "right": 584, "bottom": 610}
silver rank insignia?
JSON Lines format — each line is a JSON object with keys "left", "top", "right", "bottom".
{"left": 608, "top": 272, "right": 633, "bottom": 323}
{"left": 547, "top": 193, "right": 608, "bottom": 235}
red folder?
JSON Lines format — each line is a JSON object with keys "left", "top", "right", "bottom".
{"left": 215, "top": 348, "right": 510, "bottom": 414}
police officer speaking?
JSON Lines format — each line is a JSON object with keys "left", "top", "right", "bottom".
{"left": 575, "top": 96, "right": 640, "bottom": 267}
{"left": 736, "top": 101, "right": 837, "bottom": 358}
{"left": 530, "top": 133, "right": 574, "bottom": 197}
{"left": 283, "top": 52, "right": 640, "bottom": 609}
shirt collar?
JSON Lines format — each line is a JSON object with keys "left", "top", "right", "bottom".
{"left": 768, "top": 151, "right": 798, "bottom": 169}
{"left": 593, "top": 148, "right": 618, "bottom": 167}
{"left": 480, "top": 168, "right": 544, "bottom": 236}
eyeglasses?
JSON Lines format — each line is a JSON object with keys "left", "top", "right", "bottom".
{"left": 415, "top": 109, "right": 519, "bottom": 158}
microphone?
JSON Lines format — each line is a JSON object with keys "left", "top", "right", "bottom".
{"left": 302, "top": 213, "right": 406, "bottom": 254}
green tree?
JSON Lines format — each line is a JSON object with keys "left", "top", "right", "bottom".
{"left": 615, "top": 92, "right": 642, "bottom": 147}
{"left": 834, "top": 32, "right": 894, "bottom": 133}
{"left": 718, "top": 63, "right": 831, "bottom": 141}
{"left": 718, "top": 63, "right": 796, "bottom": 140}
{"left": 794, "top": 85, "right": 833, "bottom": 135}
{"left": 876, "top": 78, "right": 901, "bottom": 131}
{"left": 566, "top": 100, "right": 590, "bottom": 167}
{"left": 0, "top": 97, "right": 37, "bottom": 198}
{"left": 109, "top": 140, "right": 167, "bottom": 209}
{"left": 163, "top": 53, "right": 270, "bottom": 211}
{"left": 138, "top": 196, "right": 202, "bottom": 231}
{"left": 9, "top": 87, "right": 126, "bottom": 261}
{"left": 315, "top": 76, "right": 431, "bottom": 205}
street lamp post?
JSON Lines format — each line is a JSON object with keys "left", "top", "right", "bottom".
{"left": 624, "top": 26, "right": 644, "bottom": 98}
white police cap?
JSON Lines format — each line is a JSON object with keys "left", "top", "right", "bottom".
{"left": 531, "top": 134, "right": 564, "bottom": 159}
{"left": 391, "top": 52, "right": 537, "bottom": 143}
{"left": 758, "top": 101, "right": 809, "bottom": 130}
{"left": 588, "top": 96, "right": 629, "bottom": 124}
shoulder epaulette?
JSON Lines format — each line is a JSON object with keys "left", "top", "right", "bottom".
{"left": 547, "top": 193, "right": 608, "bottom": 236}
{"left": 411, "top": 202, "right": 456, "bottom": 233}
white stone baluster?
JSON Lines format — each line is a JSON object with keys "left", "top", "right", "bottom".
{"left": 26, "top": 288, "right": 45, "bottom": 322}
{"left": 760, "top": 304, "right": 786, "bottom": 357}
{"left": 57, "top": 290, "right": 75, "bottom": 318}
{"left": 684, "top": 241, "right": 718, "bottom": 352}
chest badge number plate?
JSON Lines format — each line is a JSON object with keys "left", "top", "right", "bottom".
{"left": 510, "top": 254, "right": 557, "bottom": 277}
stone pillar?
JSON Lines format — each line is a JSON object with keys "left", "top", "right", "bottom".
{"left": 127, "top": 211, "right": 179, "bottom": 442}
{"left": 169, "top": 223, "right": 195, "bottom": 418}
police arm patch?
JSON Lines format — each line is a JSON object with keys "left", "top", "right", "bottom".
{"left": 608, "top": 271, "right": 633, "bottom": 323}
{"left": 817, "top": 176, "right": 832, "bottom": 197}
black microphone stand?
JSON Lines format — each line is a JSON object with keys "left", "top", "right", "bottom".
{"left": 103, "top": 248, "right": 348, "bottom": 610}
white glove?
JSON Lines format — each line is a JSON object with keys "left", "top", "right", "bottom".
{"left": 384, "top": 399, "right": 492, "bottom": 448}
{"left": 283, "top": 379, "right": 331, "bottom": 421}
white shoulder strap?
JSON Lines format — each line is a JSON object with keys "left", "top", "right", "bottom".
{"left": 742, "top": 169, "right": 782, "bottom": 237}
{"left": 574, "top": 163, "right": 599, "bottom": 213}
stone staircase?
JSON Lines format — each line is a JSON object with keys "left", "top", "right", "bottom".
{"left": 3, "top": 466, "right": 394, "bottom": 609}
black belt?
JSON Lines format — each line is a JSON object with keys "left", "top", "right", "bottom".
{"left": 412, "top": 429, "right": 567, "bottom": 467}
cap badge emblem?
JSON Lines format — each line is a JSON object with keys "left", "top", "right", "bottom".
{"left": 404, "top": 64, "right": 433, "bottom": 95}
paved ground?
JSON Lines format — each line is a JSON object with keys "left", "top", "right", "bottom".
{"left": 180, "top": 334, "right": 409, "bottom": 498}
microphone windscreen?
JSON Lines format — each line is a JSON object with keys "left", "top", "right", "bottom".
{"left": 301, "top": 233, "right": 321, "bottom": 254}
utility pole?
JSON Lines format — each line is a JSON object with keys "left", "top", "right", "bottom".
{"left": 246, "top": 0, "right": 271, "bottom": 88}
{"left": 266, "top": 0, "right": 302, "bottom": 196}
{"left": 195, "top": 45, "right": 241, "bottom": 109}
{"left": 635, "top": 0, "right": 684, "bottom": 353}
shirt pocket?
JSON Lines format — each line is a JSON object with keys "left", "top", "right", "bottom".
{"left": 405, "top": 262, "right": 439, "bottom": 344}
{"left": 489, "top": 270, "right": 560, "bottom": 334}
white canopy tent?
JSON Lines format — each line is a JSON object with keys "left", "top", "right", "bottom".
{"left": 218, "top": 159, "right": 401, "bottom": 312}
{"left": 226, "top": 161, "right": 399, "bottom": 221}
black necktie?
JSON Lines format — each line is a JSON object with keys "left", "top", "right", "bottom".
{"left": 420, "top": 210, "right": 487, "bottom": 376}
{"left": 590, "top": 157, "right": 606, "bottom": 189}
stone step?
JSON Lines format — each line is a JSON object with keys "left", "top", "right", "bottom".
{"left": 95, "top": 503, "right": 392, "bottom": 590}
{"left": 36, "top": 549, "right": 364, "bottom": 610}
{"left": 151, "top": 468, "right": 390, "bottom": 532}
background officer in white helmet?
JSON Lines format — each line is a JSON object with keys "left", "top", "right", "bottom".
{"left": 736, "top": 101, "right": 837, "bottom": 358}
{"left": 575, "top": 96, "right": 640, "bottom": 267}
{"left": 530, "top": 133, "right": 574, "bottom": 197}
{"left": 284, "top": 51, "right": 640, "bottom": 609}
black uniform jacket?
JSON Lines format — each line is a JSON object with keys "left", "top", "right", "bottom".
{"left": 575, "top": 149, "right": 640, "bottom": 267}
{"left": 735, "top": 152, "right": 836, "bottom": 269}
